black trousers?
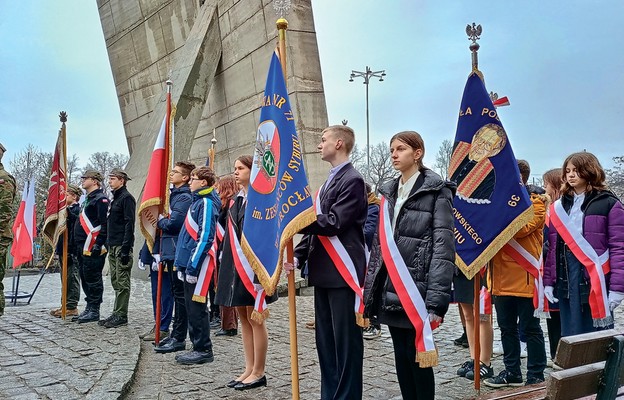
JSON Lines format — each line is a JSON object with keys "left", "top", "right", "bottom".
{"left": 183, "top": 278, "right": 212, "bottom": 352}
{"left": 388, "top": 325, "right": 434, "bottom": 400}
{"left": 546, "top": 311, "right": 561, "bottom": 359}
{"left": 75, "top": 245, "right": 105, "bottom": 310}
{"left": 315, "top": 287, "right": 363, "bottom": 400}
{"left": 168, "top": 262, "right": 188, "bottom": 341}
{"left": 493, "top": 296, "right": 547, "bottom": 380}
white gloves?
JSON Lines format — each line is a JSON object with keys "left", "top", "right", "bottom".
{"left": 151, "top": 262, "right": 159, "bottom": 272}
{"left": 158, "top": 214, "right": 165, "bottom": 221}
{"left": 608, "top": 291, "right": 624, "bottom": 312}
{"left": 153, "top": 254, "right": 161, "bottom": 264}
{"left": 544, "top": 286, "right": 558, "bottom": 303}
{"left": 185, "top": 274, "right": 198, "bottom": 284}
{"left": 282, "top": 257, "right": 299, "bottom": 276}
{"left": 177, "top": 271, "right": 184, "bottom": 281}
{"left": 138, "top": 260, "right": 146, "bottom": 271}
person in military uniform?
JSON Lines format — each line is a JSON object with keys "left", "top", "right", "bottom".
{"left": 0, "top": 143, "right": 17, "bottom": 317}
{"left": 50, "top": 184, "right": 83, "bottom": 318}
{"left": 99, "top": 168, "right": 136, "bottom": 328}
{"left": 73, "top": 170, "right": 109, "bottom": 323}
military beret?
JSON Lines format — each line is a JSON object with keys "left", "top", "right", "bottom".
{"left": 109, "top": 168, "right": 131, "bottom": 181}
{"left": 81, "top": 170, "right": 103, "bottom": 182}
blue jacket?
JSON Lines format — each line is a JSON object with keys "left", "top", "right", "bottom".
{"left": 174, "top": 186, "right": 220, "bottom": 276}
{"left": 152, "top": 185, "right": 192, "bottom": 261}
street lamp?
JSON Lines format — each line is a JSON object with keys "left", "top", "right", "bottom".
{"left": 349, "top": 66, "right": 386, "bottom": 168}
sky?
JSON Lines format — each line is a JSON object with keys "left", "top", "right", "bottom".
{"left": 1, "top": 1, "right": 624, "bottom": 183}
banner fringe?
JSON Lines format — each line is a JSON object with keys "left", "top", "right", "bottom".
{"left": 416, "top": 349, "right": 439, "bottom": 368}
{"left": 251, "top": 308, "right": 270, "bottom": 323}
{"left": 192, "top": 294, "right": 206, "bottom": 303}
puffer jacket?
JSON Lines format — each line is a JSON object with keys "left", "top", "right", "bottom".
{"left": 153, "top": 185, "right": 192, "bottom": 261}
{"left": 544, "top": 189, "right": 624, "bottom": 297}
{"left": 174, "top": 186, "right": 221, "bottom": 277}
{"left": 364, "top": 169, "right": 456, "bottom": 329}
{"left": 490, "top": 186, "right": 548, "bottom": 297}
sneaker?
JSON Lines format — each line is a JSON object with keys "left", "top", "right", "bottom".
{"left": 520, "top": 341, "right": 528, "bottom": 358}
{"left": 484, "top": 370, "right": 523, "bottom": 388}
{"left": 139, "top": 325, "right": 155, "bottom": 340}
{"left": 142, "top": 328, "right": 169, "bottom": 342}
{"left": 465, "top": 362, "right": 494, "bottom": 381}
{"left": 305, "top": 319, "right": 315, "bottom": 330}
{"left": 525, "top": 376, "right": 545, "bottom": 386}
{"left": 98, "top": 314, "right": 115, "bottom": 326}
{"left": 362, "top": 326, "right": 381, "bottom": 340}
{"left": 104, "top": 314, "right": 128, "bottom": 328}
{"left": 457, "top": 360, "right": 474, "bottom": 377}
{"left": 453, "top": 332, "right": 469, "bottom": 348}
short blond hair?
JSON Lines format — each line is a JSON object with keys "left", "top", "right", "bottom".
{"left": 324, "top": 125, "right": 355, "bottom": 154}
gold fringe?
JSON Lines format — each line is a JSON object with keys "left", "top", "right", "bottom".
{"left": 192, "top": 294, "right": 206, "bottom": 303}
{"left": 416, "top": 349, "right": 439, "bottom": 368}
{"left": 456, "top": 206, "right": 534, "bottom": 280}
{"left": 251, "top": 308, "right": 270, "bottom": 323}
{"left": 137, "top": 198, "right": 164, "bottom": 253}
{"left": 241, "top": 206, "right": 317, "bottom": 296}
{"left": 356, "top": 314, "right": 369, "bottom": 328}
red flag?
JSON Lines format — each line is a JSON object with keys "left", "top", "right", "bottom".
{"left": 492, "top": 96, "right": 510, "bottom": 108}
{"left": 138, "top": 85, "right": 173, "bottom": 251}
{"left": 42, "top": 125, "right": 67, "bottom": 246}
{"left": 11, "top": 179, "right": 36, "bottom": 268}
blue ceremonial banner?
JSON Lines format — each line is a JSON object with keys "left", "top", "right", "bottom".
{"left": 449, "top": 72, "right": 533, "bottom": 279}
{"left": 241, "top": 51, "right": 316, "bottom": 296}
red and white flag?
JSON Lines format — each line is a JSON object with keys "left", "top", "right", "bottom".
{"left": 42, "top": 125, "right": 67, "bottom": 246}
{"left": 138, "top": 84, "right": 173, "bottom": 251}
{"left": 11, "top": 179, "right": 36, "bottom": 268}
{"left": 492, "top": 96, "right": 510, "bottom": 108}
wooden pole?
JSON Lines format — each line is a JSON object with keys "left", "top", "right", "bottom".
{"left": 61, "top": 229, "right": 68, "bottom": 319}
{"left": 473, "top": 273, "right": 481, "bottom": 392}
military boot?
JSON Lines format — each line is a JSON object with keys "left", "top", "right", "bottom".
{"left": 72, "top": 306, "right": 92, "bottom": 322}
{"left": 77, "top": 307, "right": 100, "bottom": 323}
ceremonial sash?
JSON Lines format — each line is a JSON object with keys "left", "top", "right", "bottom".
{"left": 192, "top": 222, "right": 225, "bottom": 303}
{"left": 550, "top": 200, "right": 612, "bottom": 327}
{"left": 479, "top": 285, "right": 492, "bottom": 317}
{"left": 228, "top": 215, "right": 268, "bottom": 322}
{"left": 184, "top": 208, "right": 199, "bottom": 241}
{"left": 379, "top": 196, "right": 437, "bottom": 367}
{"left": 502, "top": 239, "right": 550, "bottom": 318}
{"left": 314, "top": 188, "right": 367, "bottom": 327}
{"left": 80, "top": 209, "right": 105, "bottom": 256}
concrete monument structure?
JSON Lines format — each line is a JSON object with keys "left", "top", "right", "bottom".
{"left": 97, "top": 0, "right": 329, "bottom": 188}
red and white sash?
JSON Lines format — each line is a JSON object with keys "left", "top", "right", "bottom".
{"left": 480, "top": 285, "right": 492, "bottom": 316}
{"left": 192, "top": 222, "right": 225, "bottom": 303}
{"left": 502, "top": 239, "right": 550, "bottom": 318}
{"left": 550, "top": 200, "right": 612, "bottom": 326}
{"left": 80, "top": 209, "right": 105, "bottom": 256}
{"left": 379, "top": 196, "right": 438, "bottom": 367}
{"left": 314, "top": 189, "right": 367, "bottom": 327}
{"left": 228, "top": 215, "right": 268, "bottom": 322}
{"left": 184, "top": 208, "right": 199, "bottom": 241}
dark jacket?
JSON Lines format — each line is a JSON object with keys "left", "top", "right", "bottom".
{"left": 544, "top": 189, "right": 624, "bottom": 297}
{"left": 364, "top": 169, "right": 456, "bottom": 328}
{"left": 174, "top": 186, "right": 220, "bottom": 277}
{"left": 153, "top": 185, "right": 192, "bottom": 261}
{"left": 215, "top": 195, "right": 278, "bottom": 307}
{"left": 294, "top": 163, "right": 368, "bottom": 288}
{"left": 56, "top": 202, "right": 80, "bottom": 256}
{"left": 364, "top": 203, "right": 380, "bottom": 250}
{"left": 73, "top": 188, "right": 109, "bottom": 248}
{"left": 107, "top": 185, "right": 136, "bottom": 252}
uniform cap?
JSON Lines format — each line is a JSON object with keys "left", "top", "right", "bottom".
{"left": 67, "top": 184, "right": 83, "bottom": 197}
{"left": 81, "top": 170, "right": 103, "bottom": 182}
{"left": 109, "top": 168, "right": 131, "bottom": 181}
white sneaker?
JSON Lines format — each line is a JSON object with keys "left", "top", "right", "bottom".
{"left": 520, "top": 341, "right": 527, "bottom": 358}
{"left": 363, "top": 326, "right": 381, "bottom": 340}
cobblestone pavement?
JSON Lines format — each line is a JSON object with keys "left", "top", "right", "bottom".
{"left": 1, "top": 271, "right": 623, "bottom": 399}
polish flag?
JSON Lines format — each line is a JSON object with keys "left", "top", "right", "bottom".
{"left": 138, "top": 83, "right": 173, "bottom": 252}
{"left": 493, "top": 96, "right": 510, "bottom": 108}
{"left": 11, "top": 179, "right": 37, "bottom": 268}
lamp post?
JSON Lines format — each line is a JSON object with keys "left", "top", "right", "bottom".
{"left": 349, "top": 66, "right": 385, "bottom": 168}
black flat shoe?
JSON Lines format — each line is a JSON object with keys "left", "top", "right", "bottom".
{"left": 154, "top": 338, "right": 186, "bottom": 353}
{"left": 226, "top": 380, "right": 240, "bottom": 388}
{"left": 215, "top": 328, "right": 237, "bottom": 336}
{"left": 234, "top": 375, "right": 267, "bottom": 390}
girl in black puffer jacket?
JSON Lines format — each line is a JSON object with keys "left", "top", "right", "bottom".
{"left": 364, "top": 131, "right": 456, "bottom": 400}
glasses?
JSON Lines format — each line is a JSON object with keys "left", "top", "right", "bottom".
{"left": 170, "top": 170, "right": 183, "bottom": 175}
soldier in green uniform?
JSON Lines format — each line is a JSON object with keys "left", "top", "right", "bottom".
{"left": 0, "top": 142, "right": 17, "bottom": 317}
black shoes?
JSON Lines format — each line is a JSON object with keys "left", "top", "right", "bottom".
{"left": 234, "top": 375, "right": 267, "bottom": 390}
{"left": 104, "top": 314, "right": 128, "bottom": 328}
{"left": 454, "top": 332, "right": 469, "bottom": 348}
{"left": 209, "top": 317, "right": 221, "bottom": 329}
{"left": 226, "top": 380, "right": 241, "bottom": 388}
{"left": 215, "top": 328, "right": 237, "bottom": 336}
{"left": 77, "top": 309, "right": 100, "bottom": 323}
{"left": 154, "top": 338, "right": 186, "bottom": 353}
{"left": 176, "top": 350, "right": 214, "bottom": 365}
{"left": 72, "top": 308, "right": 92, "bottom": 322}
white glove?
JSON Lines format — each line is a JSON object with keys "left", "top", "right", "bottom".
{"left": 158, "top": 214, "right": 165, "bottom": 221}
{"left": 283, "top": 257, "right": 299, "bottom": 275}
{"left": 608, "top": 291, "right": 624, "bottom": 312}
{"left": 153, "top": 254, "right": 161, "bottom": 264}
{"left": 185, "top": 274, "right": 198, "bottom": 284}
{"left": 138, "top": 260, "right": 146, "bottom": 271}
{"left": 151, "top": 262, "right": 159, "bottom": 272}
{"left": 428, "top": 313, "right": 442, "bottom": 323}
{"left": 177, "top": 271, "right": 184, "bottom": 281}
{"left": 544, "top": 286, "right": 558, "bottom": 303}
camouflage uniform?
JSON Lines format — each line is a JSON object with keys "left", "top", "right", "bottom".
{"left": 0, "top": 161, "right": 17, "bottom": 317}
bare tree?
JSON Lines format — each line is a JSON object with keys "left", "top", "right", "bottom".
{"left": 66, "top": 153, "right": 81, "bottom": 185}
{"left": 434, "top": 139, "right": 454, "bottom": 179}
{"left": 83, "top": 151, "right": 129, "bottom": 194}
{"left": 606, "top": 156, "right": 624, "bottom": 199}
{"left": 350, "top": 142, "right": 397, "bottom": 192}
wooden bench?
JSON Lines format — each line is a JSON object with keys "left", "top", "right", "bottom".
{"left": 475, "top": 329, "right": 624, "bottom": 400}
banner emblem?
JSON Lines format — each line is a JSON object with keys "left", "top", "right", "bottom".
{"left": 251, "top": 120, "right": 281, "bottom": 194}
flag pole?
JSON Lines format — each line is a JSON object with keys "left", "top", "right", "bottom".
{"left": 155, "top": 80, "right": 173, "bottom": 346}
{"left": 276, "top": 14, "right": 301, "bottom": 400}
{"left": 60, "top": 112, "right": 69, "bottom": 320}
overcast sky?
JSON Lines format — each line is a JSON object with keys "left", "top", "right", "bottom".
{"left": 1, "top": 1, "right": 623, "bottom": 183}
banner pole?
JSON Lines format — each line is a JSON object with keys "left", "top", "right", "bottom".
{"left": 473, "top": 275, "right": 481, "bottom": 393}
{"left": 60, "top": 113, "right": 68, "bottom": 320}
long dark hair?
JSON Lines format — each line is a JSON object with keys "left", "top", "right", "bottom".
{"left": 560, "top": 152, "right": 606, "bottom": 194}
